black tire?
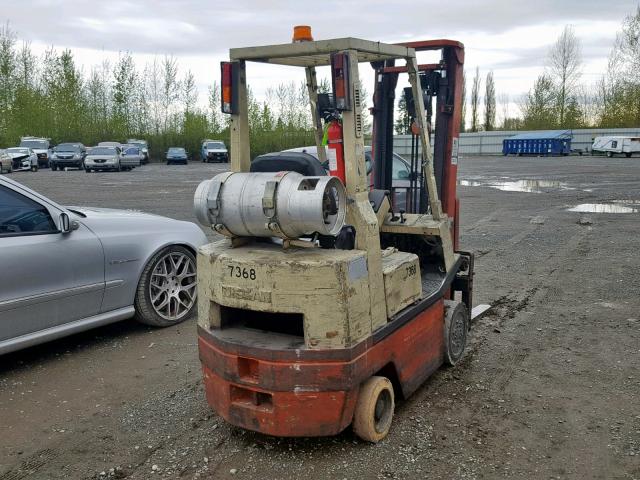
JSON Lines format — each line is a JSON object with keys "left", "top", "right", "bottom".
{"left": 606, "top": 151, "right": 613, "bottom": 158}
{"left": 51, "top": 164, "right": 57, "bottom": 171}
{"left": 134, "top": 246, "right": 197, "bottom": 327}
{"left": 443, "top": 300, "right": 469, "bottom": 366}
{"left": 625, "top": 153, "right": 632, "bottom": 158}
{"left": 85, "top": 168, "right": 91, "bottom": 173}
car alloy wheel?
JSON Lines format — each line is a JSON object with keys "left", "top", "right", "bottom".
{"left": 149, "top": 250, "right": 197, "bottom": 321}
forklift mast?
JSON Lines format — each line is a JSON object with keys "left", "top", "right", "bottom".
{"left": 371, "top": 40, "right": 464, "bottom": 249}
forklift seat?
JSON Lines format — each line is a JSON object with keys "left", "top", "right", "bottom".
{"left": 251, "top": 151, "right": 327, "bottom": 177}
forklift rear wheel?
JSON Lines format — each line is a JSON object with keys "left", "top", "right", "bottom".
{"left": 353, "top": 376, "right": 395, "bottom": 443}
{"left": 444, "top": 300, "right": 469, "bottom": 366}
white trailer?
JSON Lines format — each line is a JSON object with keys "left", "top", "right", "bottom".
{"left": 592, "top": 136, "right": 640, "bottom": 158}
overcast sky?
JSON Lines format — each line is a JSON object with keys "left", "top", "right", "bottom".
{"left": 2, "top": 0, "right": 637, "bottom": 114}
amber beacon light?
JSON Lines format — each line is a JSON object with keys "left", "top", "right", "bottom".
{"left": 292, "top": 25, "right": 313, "bottom": 42}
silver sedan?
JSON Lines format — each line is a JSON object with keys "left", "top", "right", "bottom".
{"left": 0, "top": 176, "right": 208, "bottom": 355}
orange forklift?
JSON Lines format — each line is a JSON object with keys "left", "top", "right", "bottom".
{"left": 193, "top": 28, "right": 473, "bottom": 442}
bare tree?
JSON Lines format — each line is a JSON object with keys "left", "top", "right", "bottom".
{"left": 483, "top": 71, "right": 496, "bottom": 131}
{"left": 161, "top": 55, "right": 180, "bottom": 132}
{"left": 599, "top": 6, "right": 640, "bottom": 127}
{"left": 181, "top": 70, "right": 197, "bottom": 114}
{"left": 548, "top": 25, "right": 582, "bottom": 126}
{"left": 207, "top": 81, "right": 223, "bottom": 133}
{"left": 498, "top": 92, "right": 510, "bottom": 129}
{"left": 470, "top": 67, "right": 481, "bottom": 132}
{"left": 146, "top": 57, "right": 162, "bottom": 135}
{"left": 613, "top": 5, "right": 640, "bottom": 81}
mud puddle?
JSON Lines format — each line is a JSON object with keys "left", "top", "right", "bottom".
{"left": 459, "top": 178, "right": 571, "bottom": 193}
{"left": 567, "top": 203, "right": 638, "bottom": 213}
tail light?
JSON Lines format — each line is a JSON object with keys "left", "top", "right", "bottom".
{"left": 331, "top": 52, "right": 351, "bottom": 111}
{"left": 221, "top": 61, "right": 239, "bottom": 114}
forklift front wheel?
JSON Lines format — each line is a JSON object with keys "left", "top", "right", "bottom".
{"left": 444, "top": 300, "right": 469, "bottom": 366}
{"left": 353, "top": 376, "right": 395, "bottom": 443}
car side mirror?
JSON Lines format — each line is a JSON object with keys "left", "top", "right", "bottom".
{"left": 60, "top": 212, "right": 79, "bottom": 233}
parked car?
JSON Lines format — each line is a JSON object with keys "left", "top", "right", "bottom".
{"left": 127, "top": 139, "right": 149, "bottom": 164}
{"left": 201, "top": 140, "right": 228, "bottom": 163}
{"left": 0, "top": 150, "right": 12, "bottom": 174}
{"left": 120, "top": 145, "right": 143, "bottom": 170}
{"left": 19, "top": 137, "right": 52, "bottom": 168}
{"left": 6, "top": 147, "right": 38, "bottom": 172}
{"left": 166, "top": 147, "right": 188, "bottom": 165}
{"left": 592, "top": 136, "right": 640, "bottom": 158}
{"left": 51, "top": 143, "right": 86, "bottom": 171}
{"left": 0, "top": 175, "right": 207, "bottom": 355}
{"left": 284, "top": 145, "right": 412, "bottom": 209}
{"left": 84, "top": 146, "right": 122, "bottom": 172}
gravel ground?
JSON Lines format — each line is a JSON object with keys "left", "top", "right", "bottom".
{"left": 1, "top": 155, "right": 639, "bottom": 480}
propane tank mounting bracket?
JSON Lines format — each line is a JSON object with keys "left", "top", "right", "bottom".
{"left": 204, "top": 171, "right": 234, "bottom": 225}
{"left": 262, "top": 179, "right": 279, "bottom": 217}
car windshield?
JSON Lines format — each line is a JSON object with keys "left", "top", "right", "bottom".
{"left": 206, "top": 142, "right": 225, "bottom": 149}
{"left": 55, "top": 144, "right": 81, "bottom": 152}
{"left": 169, "top": 148, "right": 185, "bottom": 154}
{"left": 124, "top": 147, "right": 139, "bottom": 155}
{"left": 88, "top": 147, "right": 117, "bottom": 155}
{"left": 7, "top": 148, "right": 29, "bottom": 154}
{"left": 20, "top": 140, "right": 48, "bottom": 149}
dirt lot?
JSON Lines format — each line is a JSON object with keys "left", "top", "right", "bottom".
{"left": 1, "top": 155, "right": 639, "bottom": 479}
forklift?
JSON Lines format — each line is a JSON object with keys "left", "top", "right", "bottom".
{"left": 193, "top": 28, "right": 473, "bottom": 442}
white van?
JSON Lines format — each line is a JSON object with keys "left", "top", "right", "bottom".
{"left": 592, "top": 136, "right": 640, "bottom": 158}
{"left": 19, "top": 136, "right": 52, "bottom": 167}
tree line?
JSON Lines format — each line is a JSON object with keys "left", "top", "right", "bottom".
{"left": 0, "top": 24, "right": 330, "bottom": 159}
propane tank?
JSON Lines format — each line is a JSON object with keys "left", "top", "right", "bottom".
{"left": 326, "top": 118, "right": 346, "bottom": 184}
{"left": 193, "top": 171, "right": 346, "bottom": 239}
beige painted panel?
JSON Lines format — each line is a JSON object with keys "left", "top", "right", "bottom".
{"left": 230, "top": 37, "right": 412, "bottom": 66}
{"left": 381, "top": 252, "right": 422, "bottom": 318}
{"left": 198, "top": 241, "right": 372, "bottom": 349}
{"left": 381, "top": 213, "right": 442, "bottom": 236}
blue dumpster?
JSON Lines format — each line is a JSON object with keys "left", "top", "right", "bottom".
{"left": 502, "top": 130, "right": 572, "bottom": 156}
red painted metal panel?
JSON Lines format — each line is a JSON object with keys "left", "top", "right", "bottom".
{"left": 381, "top": 63, "right": 443, "bottom": 74}
{"left": 198, "top": 299, "right": 445, "bottom": 437}
{"left": 396, "top": 39, "right": 464, "bottom": 51}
